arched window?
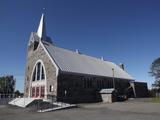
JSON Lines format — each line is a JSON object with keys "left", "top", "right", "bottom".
{"left": 32, "top": 61, "right": 45, "bottom": 81}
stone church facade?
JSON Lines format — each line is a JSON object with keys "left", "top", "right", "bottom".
{"left": 24, "top": 14, "right": 148, "bottom": 103}
{"left": 24, "top": 35, "right": 58, "bottom": 98}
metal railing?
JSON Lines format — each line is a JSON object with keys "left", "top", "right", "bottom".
{"left": 35, "top": 95, "right": 73, "bottom": 111}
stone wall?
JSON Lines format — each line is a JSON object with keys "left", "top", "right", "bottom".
{"left": 24, "top": 40, "right": 57, "bottom": 98}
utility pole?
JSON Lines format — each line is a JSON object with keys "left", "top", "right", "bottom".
{"left": 112, "top": 68, "right": 115, "bottom": 89}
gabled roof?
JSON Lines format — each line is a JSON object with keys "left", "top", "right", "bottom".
{"left": 33, "top": 14, "right": 134, "bottom": 80}
{"left": 42, "top": 41, "right": 134, "bottom": 80}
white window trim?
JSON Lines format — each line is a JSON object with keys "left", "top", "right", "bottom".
{"left": 35, "top": 65, "right": 38, "bottom": 81}
{"left": 29, "top": 60, "right": 47, "bottom": 97}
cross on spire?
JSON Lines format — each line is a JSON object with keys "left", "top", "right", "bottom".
{"left": 43, "top": 8, "right": 46, "bottom": 14}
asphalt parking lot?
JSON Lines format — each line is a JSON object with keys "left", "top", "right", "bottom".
{"left": 0, "top": 99, "right": 160, "bottom": 120}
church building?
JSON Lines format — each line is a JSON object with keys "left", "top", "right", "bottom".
{"left": 24, "top": 14, "right": 148, "bottom": 103}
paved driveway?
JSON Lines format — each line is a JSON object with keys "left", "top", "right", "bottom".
{"left": 81, "top": 98, "right": 160, "bottom": 114}
{"left": 0, "top": 99, "right": 160, "bottom": 120}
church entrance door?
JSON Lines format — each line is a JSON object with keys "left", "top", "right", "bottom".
{"left": 32, "top": 86, "right": 45, "bottom": 98}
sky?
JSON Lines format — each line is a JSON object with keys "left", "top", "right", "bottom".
{"left": 0, "top": 0, "right": 160, "bottom": 92}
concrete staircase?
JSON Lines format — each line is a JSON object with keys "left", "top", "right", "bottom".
{"left": 8, "top": 98, "right": 38, "bottom": 108}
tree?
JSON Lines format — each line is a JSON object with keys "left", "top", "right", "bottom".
{"left": 0, "top": 75, "right": 16, "bottom": 95}
{"left": 14, "top": 90, "right": 23, "bottom": 97}
{"left": 149, "top": 58, "right": 160, "bottom": 90}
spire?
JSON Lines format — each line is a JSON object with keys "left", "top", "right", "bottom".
{"left": 37, "top": 14, "right": 47, "bottom": 40}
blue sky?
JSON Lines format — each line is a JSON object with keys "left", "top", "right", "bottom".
{"left": 0, "top": 0, "right": 160, "bottom": 91}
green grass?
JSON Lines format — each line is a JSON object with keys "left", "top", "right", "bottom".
{"left": 151, "top": 97, "right": 160, "bottom": 103}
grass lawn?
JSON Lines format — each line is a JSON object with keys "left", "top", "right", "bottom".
{"left": 151, "top": 97, "right": 160, "bottom": 103}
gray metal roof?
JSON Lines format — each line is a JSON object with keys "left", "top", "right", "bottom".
{"left": 43, "top": 41, "right": 134, "bottom": 80}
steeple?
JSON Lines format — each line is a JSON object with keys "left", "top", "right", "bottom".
{"left": 37, "top": 14, "right": 47, "bottom": 40}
